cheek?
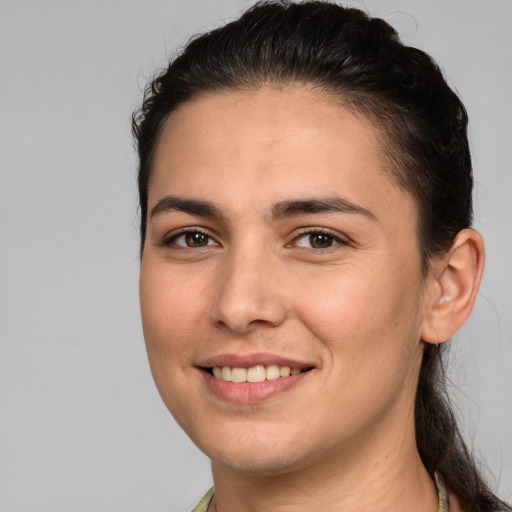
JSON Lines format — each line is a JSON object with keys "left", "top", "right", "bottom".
{"left": 139, "top": 262, "right": 210, "bottom": 427}
{"left": 294, "top": 262, "right": 424, "bottom": 429}
{"left": 296, "top": 258, "right": 423, "bottom": 363}
{"left": 139, "top": 262, "right": 207, "bottom": 368}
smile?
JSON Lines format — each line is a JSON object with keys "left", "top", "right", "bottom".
{"left": 199, "top": 354, "right": 315, "bottom": 402}
{"left": 211, "top": 364, "right": 305, "bottom": 383}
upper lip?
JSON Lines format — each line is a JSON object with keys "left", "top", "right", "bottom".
{"left": 197, "top": 352, "right": 314, "bottom": 370}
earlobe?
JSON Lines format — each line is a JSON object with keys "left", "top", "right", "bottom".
{"left": 421, "top": 229, "right": 485, "bottom": 345}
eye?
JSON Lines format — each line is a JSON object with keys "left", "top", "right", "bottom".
{"left": 166, "top": 230, "right": 218, "bottom": 248}
{"left": 292, "top": 230, "right": 348, "bottom": 249}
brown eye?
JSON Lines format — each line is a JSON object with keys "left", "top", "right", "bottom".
{"left": 292, "top": 230, "right": 348, "bottom": 250}
{"left": 185, "top": 232, "right": 209, "bottom": 247}
{"left": 308, "top": 233, "right": 334, "bottom": 248}
{"left": 169, "top": 230, "right": 217, "bottom": 248}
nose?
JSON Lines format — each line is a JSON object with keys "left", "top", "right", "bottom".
{"left": 209, "top": 248, "right": 287, "bottom": 334}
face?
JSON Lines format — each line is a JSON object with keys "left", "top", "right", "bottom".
{"left": 140, "top": 87, "right": 431, "bottom": 475}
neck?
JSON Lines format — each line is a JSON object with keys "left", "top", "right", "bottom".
{"left": 210, "top": 418, "right": 438, "bottom": 512}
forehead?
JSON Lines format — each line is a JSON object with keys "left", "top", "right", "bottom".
{"left": 150, "top": 86, "right": 416, "bottom": 224}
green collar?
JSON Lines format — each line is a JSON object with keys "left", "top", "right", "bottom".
{"left": 192, "top": 472, "right": 449, "bottom": 512}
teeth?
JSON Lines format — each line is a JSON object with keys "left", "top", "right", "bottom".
{"left": 247, "top": 365, "right": 266, "bottom": 383}
{"left": 266, "top": 364, "right": 280, "bottom": 380}
{"left": 221, "top": 366, "right": 232, "bottom": 382}
{"left": 211, "top": 364, "right": 306, "bottom": 383}
{"left": 280, "top": 366, "right": 291, "bottom": 377}
{"left": 231, "top": 367, "right": 247, "bottom": 383}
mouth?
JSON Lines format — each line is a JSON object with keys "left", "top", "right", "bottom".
{"left": 197, "top": 356, "right": 315, "bottom": 403}
{"left": 206, "top": 364, "right": 313, "bottom": 383}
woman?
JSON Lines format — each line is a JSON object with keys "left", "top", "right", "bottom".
{"left": 132, "top": 2, "right": 510, "bottom": 511}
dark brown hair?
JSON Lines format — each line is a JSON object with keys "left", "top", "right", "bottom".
{"left": 132, "top": 2, "right": 510, "bottom": 510}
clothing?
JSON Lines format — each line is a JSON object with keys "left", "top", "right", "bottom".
{"left": 435, "top": 472, "right": 450, "bottom": 512}
{"left": 191, "top": 487, "right": 214, "bottom": 512}
{"left": 191, "top": 472, "right": 450, "bottom": 512}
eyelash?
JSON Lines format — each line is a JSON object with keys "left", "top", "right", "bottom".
{"left": 161, "top": 228, "right": 219, "bottom": 248}
{"left": 161, "top": 227, "right": 349, "bottom": 251}
{"left": 290, "top": 228, "right": 350, "bottom": 250}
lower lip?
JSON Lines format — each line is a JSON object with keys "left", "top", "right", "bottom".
{"left": 201, "top": 370, "right": 310, "bottom": 404}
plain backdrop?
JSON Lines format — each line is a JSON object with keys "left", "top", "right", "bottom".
{"left": 1, "top": 1, "right": 511, "bottom": 511}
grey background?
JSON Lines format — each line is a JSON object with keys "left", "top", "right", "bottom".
{"left": 0, "top": 1, "right": 511, "bottom": 510}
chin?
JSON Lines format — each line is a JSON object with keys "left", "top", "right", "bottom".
{"left": 192, "top": 422, "right": 319, "bottom": 476}
{"left": 210, "top": 447, "right": 311, "bottom": 476}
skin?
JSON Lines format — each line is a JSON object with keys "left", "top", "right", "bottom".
{"left": 140, "top": 87, "right": 480, "bottom": 511}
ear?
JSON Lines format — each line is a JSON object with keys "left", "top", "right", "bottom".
{"left": 421, "top": 229, "right": 485, "bottom": 345}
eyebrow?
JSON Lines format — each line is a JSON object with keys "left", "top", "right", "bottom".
{"left": 150, "top": 195, "right": 225, "bottom": 219}
{"left": 150, "top": 195, "right": 377, "bottom": 222}
{"left": 271, "top": 197, "right": 377, "bottom": 222}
